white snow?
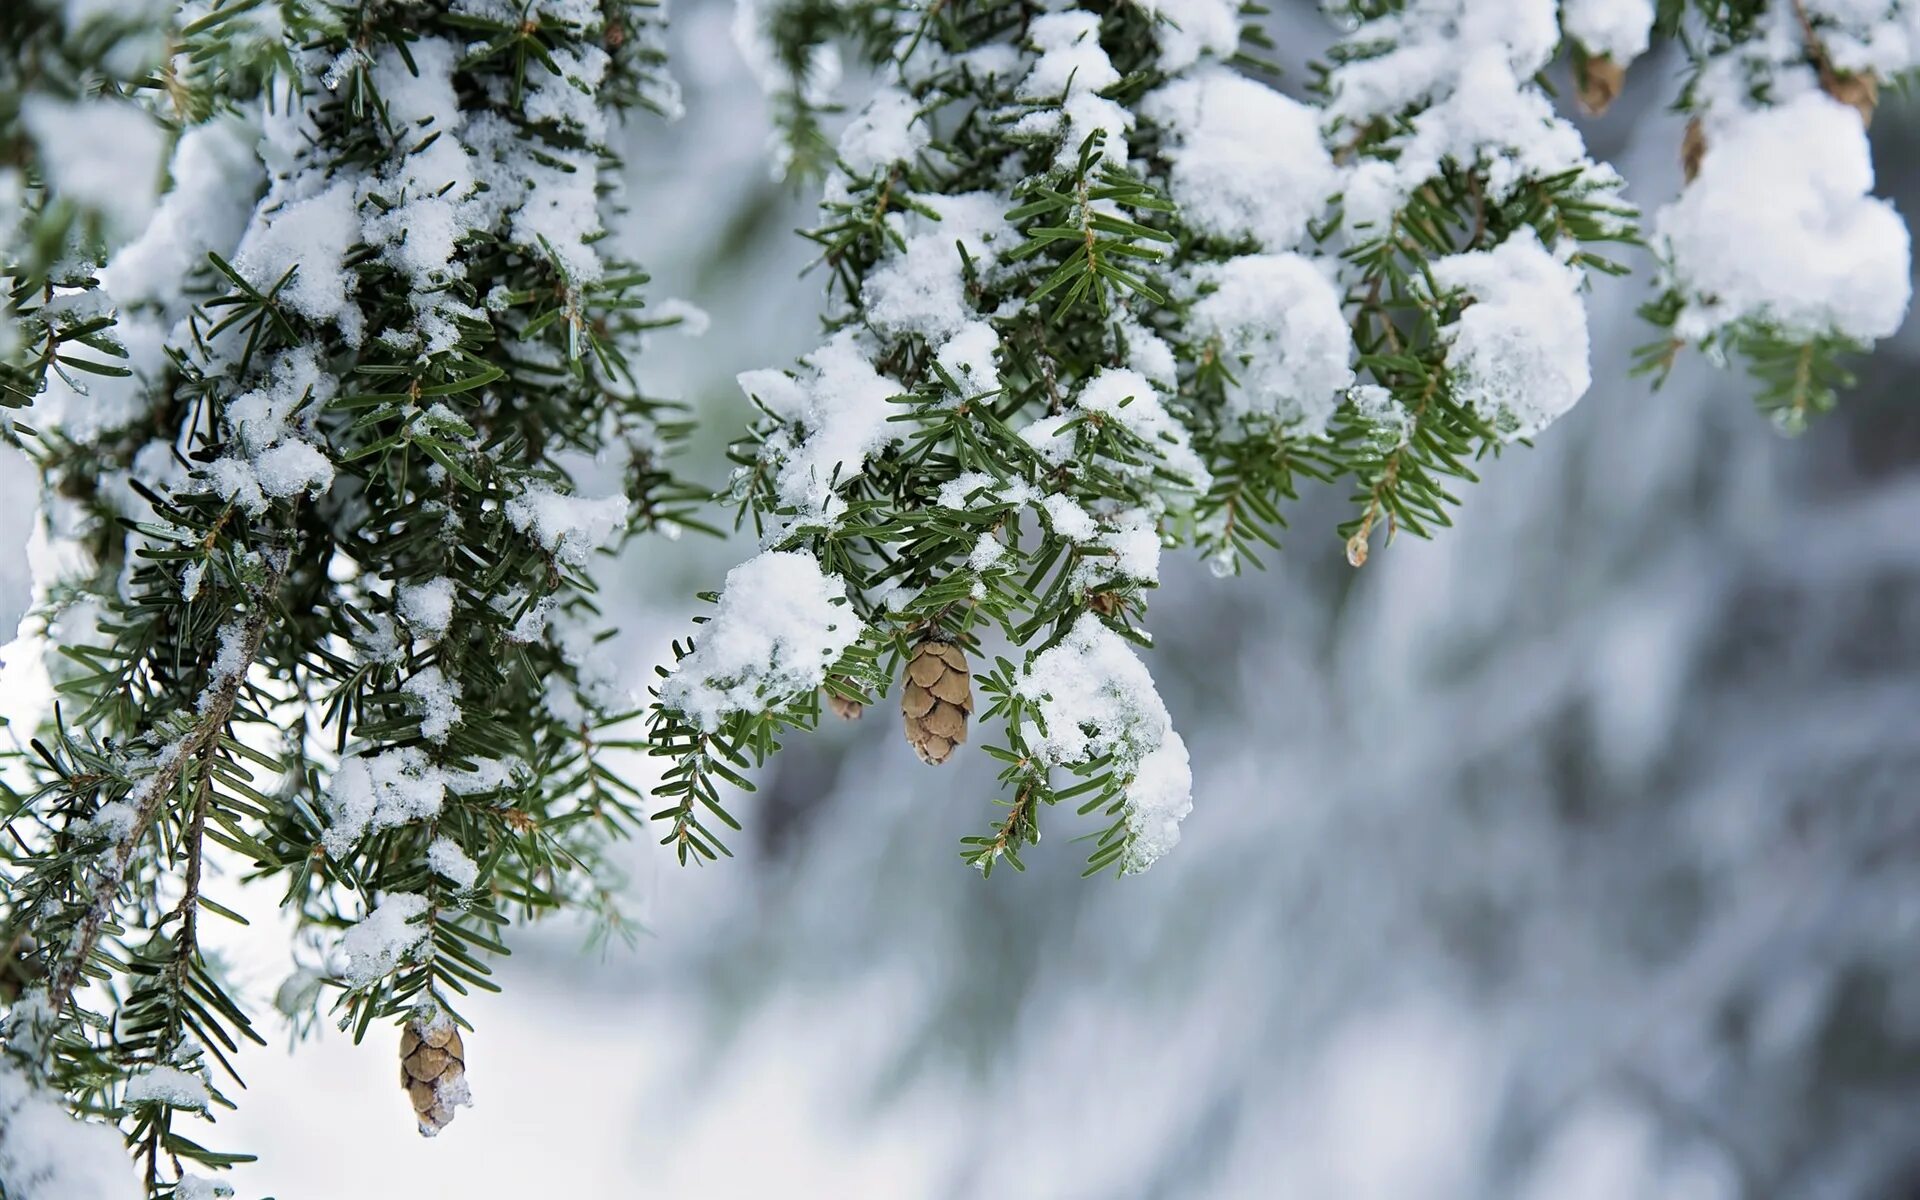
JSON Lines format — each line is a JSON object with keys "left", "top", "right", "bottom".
{"left": 1134, "top": 0, "right": 1240, "bottom": 71}
{"left": 21, "top": 96, "right": 167, "bottom": 243}
{"left": 427, "top": 836, "right": 479, "bottom": 889}
{"left": 1189, "top": 255, "right": 1356, "bottom": 436}
{"left": 1431, "top": 229, "right": 1593, "bottom": 441}
{"left": 232, "top": 180, "right": 361, "bottom": 326}
{"left": 335, "top": 893, "right": 431, "bottom": 986}
{"left": 837, "top": 86, "right": 928, "bottom": 176}
{"left": 1018, "top": 10, "right": 1132, "bottom": 165}
{"left": 1561, "top": 0, "right": 1655, "bottom": 63}
{"left": 1072, "top": 368, "right": 1209, "bottom": 493}
{"left": 0, "top": 1061, "right": 140, "bottom": 1200}
{"left": 1142, "top": 69, "right": 1335, "bottom": 252}
{"left": 398, "top": 578, "right": 457, "bottom": 640}
{"left": 1330, "top": 0, "right": 1606, "bottom": 233}
{"left": 1016, "top": 614, "right": 1193, "bottom": 872}
{"left": 174, "top": 1176, "right": 235, "bottom": 1200}
{"left": 124, "top": 1066, "right": 210, "bottom": 1111}
{"left": 658, "top": 551, "right": 865, "bottom": 731}
{"left": 402, "top": 665, "right": 463, "bottom": 743}
{"left": 738, "top": 331, "right": 907, "bottom": 520}
{"left": 862, "top": 192, "right": 1017, "bottom": 341}
{"left": 104, "top": 114, "right": 263, "bottom": 310}
{"left": 935, "top": 321, "right": 1002, "bottom": 397}
{"left": 505, "top": 486, "right": 629, "bottom": 567}
{"left": 322, "top": 748, "right": 448, "bottom": 857}
{"left": 1657, "top": 90, "right": 1912, "bottom": 345}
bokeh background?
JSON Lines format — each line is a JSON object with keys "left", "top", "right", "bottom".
{"left": 13, "top": 2, "right": 1920, "bottom": 1196}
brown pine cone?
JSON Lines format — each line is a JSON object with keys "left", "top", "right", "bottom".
{"left": 901, "top": 639, "right": 972, "bottom": 765}
{"left": 1576, "top": 54, "right": 1626, "bottom": 116}
{"left": 400, "top": 1016, "right": 471, "bottom": 1137}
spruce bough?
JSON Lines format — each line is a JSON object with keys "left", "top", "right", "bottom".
{"left": 0, "top": 0, "right": 1915, "bottom": 1194}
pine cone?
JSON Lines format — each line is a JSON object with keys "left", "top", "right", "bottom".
{"left": 400, "top": 1016, "right": 471, "bottom": 1137}
{"left": 901, "top": 639, "right": 971, "bottom": 765}
{"left": 1576, "top": 54, "right": 1626, "bottom": 116}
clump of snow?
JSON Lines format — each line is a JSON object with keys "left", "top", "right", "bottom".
{"left": 104, "top": 113, "right": 263, "bottom": 310}
{"left": 1189, "top": 255, "right": 1355, "bottom": 436}
{"left": 1657, "top": 90, "right": 1911, "bottom": 345}
{"left": 1798, "top": 1, "right": 1920, "bottom": 76}
{"left": 174, "top": 1176, "right": 235, "bottom": 1200}
{"left": 1134, "top": 0, "right": 1240, "bottom": 71}
{"left": 323, "top": 748, "right": 448, "bottom": 857}
{"left": 124, "top": 1066, "right": 210, "bottom": 1111}
{"left": 1329, "top": 0, "right": 1610, "bottom": 233}
{"left": 21, "top": 96, "right": 167, "bottom": 243}
{"left": 232, "top": 180, "right": 361, "bottom": 326}
{"left": 935, "top": 320, "right": 1001, "bottom": 397}
{"left": 1431, "top": 229, "right": 1593, "bottom": 440}
{"left": 862, "top": 192, "right": 1016, "bottom": 341}
{"left": 427, "top": 836, "right": 479, "bottom": 888}
{"left": 402, "top": 665, "right": 463, "bottom": 743}
{"left": 335, "top": 893, "right": 430, "bottom": 986}
{"left": 1017, "top": 615, "right": 1192, "bottom": 873}
{"left": 738, "top": 331, "right": 906, "bottom": 520}
{"left": 0, "top": 1060, "right": 141, "bottom": 1200}
{"left": 1142, "top": 69, "right": 1334, "bottom": 251}
{"left": 658, "top": 551, "right": 865, "bottom": 731}
{"left": 398, "top": 578, "right": 456, "bottom": 640}
{"left": 523, "top": 44, "right": 613, "bottom": 136}
{"left": 505, "top": 485, "right": 629, "bottom": 567}
{"left": 204, "top": 348, "right": 339, "bottom": 513}
{"left": 838, "top": 86, "right": 928, "bottom": 176}
{"left": 1072, "top": 368, "right": 1209, "bottom": 493}
{"left": 1016, "top": 10, "right": 1133, "bottom": 165}
{"left": 1561, "top": 0, "right": 1655, "bottom": 63}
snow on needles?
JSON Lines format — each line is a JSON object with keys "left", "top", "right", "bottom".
{"left": 737, "top": 331, "right": 907, "bottom": 522}
{"left": 1657, "top": 90, "right": 1912, "bottom": 345}
{"left": 1432, "top": 230, "right": 1593, "bottom": 441}
{"left": 1018, "top": 615, "right": 1193, "bottom": 874}
{"left": 1561, "top": 0, "right": 1656, "bottom": 63}
{"left": 1142, "top": 68, "right": 1335, "bottom": 252}
{"left": 1189, "top": 255, "right": 1355, "bottom": 436}
{"left": 659, "top": 552, "right": 866, "bottom": 731}
{"left": 505, "top": 485, "right": 630, "bottom": 567}
{"left": 335, "top": 894, "right": 431, "bottom": 987}
{"left": 0, "top": 1060, "right": 140, "bottom": 1200}
{"left": 1329, "top": 0, "right": 1613, "bottom": 234}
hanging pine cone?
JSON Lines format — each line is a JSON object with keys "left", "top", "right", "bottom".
{"left": 902, "top": 639, "right": 971, "bottom": 765}
{"left": 1576, "top": 54, "right": 1626, "bottom": 116}
{"left": 400, "top": 1015, "right": 471, "bottom": 1137}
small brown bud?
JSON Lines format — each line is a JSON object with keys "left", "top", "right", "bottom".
{"left": 1681, "top": 117, "right": 1708, "bottom": 184}
{"left": 827, "top": 691, "right": 864, "bottom": 721}
{"left": 401, "top": 1015, "right": 471, "bottom": 1137}
{"left": 1576, "top": 54, "right": 1626, "bottom": 116}
{"left": 902, "top": 639, "right": 972, "bottom": 766}
{"left": 1824, "top": 70, "right": 1879, "bottom": 127}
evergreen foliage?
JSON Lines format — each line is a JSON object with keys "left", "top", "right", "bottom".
{"left": 0, "top": 0, "right": 1916, "bottom": 1194}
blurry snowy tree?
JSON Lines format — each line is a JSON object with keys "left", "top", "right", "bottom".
{"left": 0, "top": 1, "right": 1915, "bottom": 1197}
